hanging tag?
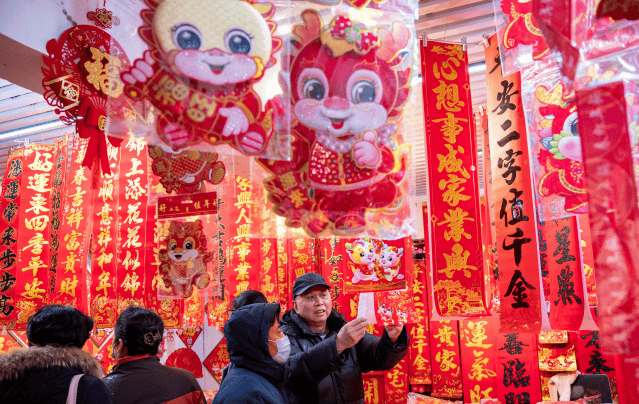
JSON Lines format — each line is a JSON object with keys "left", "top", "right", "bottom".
{"left": 357, "top": 292, "right": 377, "bottom": 324}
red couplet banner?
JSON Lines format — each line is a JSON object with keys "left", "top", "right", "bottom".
{"left": 421, "top": 39, "right": 489, "bottom": 318}
{"left": 485, "top": 34, "right": 545, "bottom": 333}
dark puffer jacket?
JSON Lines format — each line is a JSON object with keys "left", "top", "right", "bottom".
{"left": 213, "top": 303, "right": 290, "bottom": 404}
{"left": 0, "top": 346, "right": 111, "bottom": 404}
{"left": 280, "top": 310, "right": 408, "bottom": 404}
{"left": 103, "top": 355, "right": 205, "bottom": 404}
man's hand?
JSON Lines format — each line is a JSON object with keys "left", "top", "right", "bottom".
{"left": 336, "top": 318, "right": 368, "bottom": 354}
{"left": 385, "top": 325, "right": 404, "bottom": 343}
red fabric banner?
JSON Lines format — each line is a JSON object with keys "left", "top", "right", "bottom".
{"left": 320, "top": 238, "right": 356, "bottom": 321}
{"left": 429, "top": 320, "right": 463, "bottom": 399}
{"left": 384, "top": 355, "right": 409, "bottom": 404}
{"left": 495, "top": 333, "right": 542, "bottom": 404}
{"left": 421, "top": 39, "right": 488, "bottom": 317}
{"left": 575, "top": 329, "right": 618, "bottom": 401}
{"left": 116, "top": 137, "right": 148, "bottom": 310}
{"left": 276, "top": 237, "right": 289, "bottom": 311}
{"left": 485, "top": 34, "right": 545, "bottom": 333}
{"left": 409, "top": 259, "right": 431, "bottom": 385}
{"left": 288, "top": 235, "right": 317, "bottom": 305}
{"left": 0, "top": 150, "right": 24, "bottom": 326}
{"left": 15, "top": 144, "right": 57, "bottom": 329}
{"left": 543, "top": 217, "right": 585, "bottom": 331}
{"left": 259, "top": 238, "right": 279, "bottom": 303}
{"left": 576, "top": 81, "right": 639, "bottom": 356}
{"left": 538, "top": 337, "right": 577, "bottom": 372}
{"left": 54, "top": 139, "right": 92, "bottom": 312}
{"left": 90, "top": 143, "right": 120, "bottom": 328}
{"left": 577, "top": 214, "right": 598, "bottom": 306}
{"left": 460, "top": 316, "right": 500, "bottom": 403}
{"left": 47, "top": 138, "right": 68, "bottom": 302}
{"left": 363, "top": 374, "right": 385, "bottom": 404}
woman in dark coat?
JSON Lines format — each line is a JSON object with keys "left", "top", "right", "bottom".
{"left": 0, "top": 304, "right": 112, "bottom": 404}
{"left": 213, "top": 302, "right": 290, "bottom": 404}
{"left": 102, "top": 306, "right": 205, "bottom": 404}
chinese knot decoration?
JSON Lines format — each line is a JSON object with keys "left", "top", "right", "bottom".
{"left": 42, "top": 25, "right": 131, "bottom": 176}
{"left": 257, "top": 10, "right": 412, "bottom": 237}
{"left": 123, "top": 0, "right": 282, "bottom": 154}
{"left": 87, "top": 8, "right": 121, "bottom": 29}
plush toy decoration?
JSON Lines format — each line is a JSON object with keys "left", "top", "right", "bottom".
{"left": 258, "top": 10, "right": 412, "bottom": 236}
{"left": 148, "top": 145, "right": 226, "bottom": 194}
{"left": 158, "top": 220, "right": 212, "bottom": 298}
{"left": 123, "top": 0, "right": 282, "bottom": 153}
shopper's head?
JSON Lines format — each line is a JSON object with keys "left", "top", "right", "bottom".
{"left": 26, "top": 304, "right": 94, "bottom": 348}
{"left": 229, "top": 290, "right": 268, "bottom": 313}
{"left": 113, "top": 306, "right": 164, "bottom": 360}
{"left": 292, "top": 273, "right": 332, "bottom": 328}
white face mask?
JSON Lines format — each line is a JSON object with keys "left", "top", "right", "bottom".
{"left": 269, "top": 335, "right": 291, "bottom": 364}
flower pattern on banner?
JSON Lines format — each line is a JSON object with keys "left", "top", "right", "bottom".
{"left": 166, "top": 347, "right": 203, "bottom": 378}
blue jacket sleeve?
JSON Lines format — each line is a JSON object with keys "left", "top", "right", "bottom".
{"left": 355, "top": 326, "right": 409, "bottom": 373}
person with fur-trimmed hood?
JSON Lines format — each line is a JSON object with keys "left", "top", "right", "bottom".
{"left": 0, "top": 304, "right": 112, "bottom": 404}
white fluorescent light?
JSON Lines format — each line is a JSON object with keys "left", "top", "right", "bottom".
{"left": 410, "top": 75, "right": 423, "bottom": 86}
{"left": 0, "top": 120, "right": 68, "bottom": 140}
{"left": 468, "top": 62, "right": 487, "bottom": 74}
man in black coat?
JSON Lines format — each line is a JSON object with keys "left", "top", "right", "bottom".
{"left": 281, "top": 273, "right": 409, "bottom": 404}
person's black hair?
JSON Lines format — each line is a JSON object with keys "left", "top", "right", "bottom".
{"left": 270, "top": 304, "right": 281, "bottom": 327}
{"left": 115, "top": 306, "right": 164, "bottom": 356}
{"left": 26, "top": 304, "right": 94, "bottom": 348}
{"left": 230, "top": 290, "right": 268, "bottom": 311}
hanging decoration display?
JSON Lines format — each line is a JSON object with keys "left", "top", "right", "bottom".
{"left": 0, "top": 150, "right": 24, "bottom": 327}
{"left": 429, "top": 320, "right": 463, "bottom": 399}
{"left": 421, "top": 39, "right": 489, "bottom": 317}
{"left": 485, "top": 34, "right": 546, "bottom": 333}
{"left": 15, "top": 144, "right": 58, "bottom": 329}
{"left": 408, "top": 260, "right": 431, "bottom": 386}
{"left": 344, "top": 237, "right": 408, "bottom": 293}
{"left": 537, "top": 341, "right": 577, "bottom": 372}
{"left": 459, "top": 317, "right": 499, "bottom": 403}
{"left": 384, "top": 355, "right": 409, "bottom": 404}
{"left": 47, "top": 138, "right": 68, "bottom": 301}
{"left": 575, "top": 329, "right": 617, "bottom": 401}
{"left": 257, "top": 9, "right": 413, "bottom": 238}
{"left": 86, "top": 7, "right": 121, "bottom": 29}
{"left": 495, "top": 333, "right": 542, "bottom": 404}
{"left": 41, "top": 25, "right": 132, "bottom": 176}
{"left": 258, "top": 238, "right": 279, "bottom": 303}
{"left": 123, "top": 0, "right": 282, "bottom": 154}
{"left": 576, "top": 81, "right": 639, "bottom": 356}
{"left": 203, "top": 337, "right": 231, "bottom": 383}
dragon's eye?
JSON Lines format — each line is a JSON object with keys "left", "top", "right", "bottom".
{"left": 172, "top": 24, "right": 202, "bottom": 50}
{"left": 562, "top": 111, "right": 578, "bottom": 135}
{"left": 303, "top": 78, "right": 325, "bottom": 100}
{"left": 168, "top": 240, "right": 177, "bottom": 251}
{"left": 183, "top": 237, "right": 196, "bottom": 250}
{"left": 351, "top": 80, "right": 376, "bottom": 104}
{"left": 225, "top": 29, "right": 252, "bottom": 54}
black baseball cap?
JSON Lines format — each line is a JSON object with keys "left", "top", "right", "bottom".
{"left": 293, "top": 273, "right": 330, "bottom": 298}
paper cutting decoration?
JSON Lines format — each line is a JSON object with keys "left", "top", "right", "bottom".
{"left": 166, "top": 347, "right": 203, "bottom": 378}
{"left": 148, "top": 146, "right": 226, "bottom": 194}
{"left": 123, "top": 0, "right": 282, "bottom": 153}
{"left": 158, "top": 220, "right": 212, "bottom": 298}
{"left": 258, "top": 11, "right": 412, "bottom": 237}
{"left": 344, "top": 237, "right": 407, "bottom": 293}
{"left": 87, "top": 8, "right": 121, "bottom": 29}
{"left": 42, "top": 25, "right": 131, "bottom": 175}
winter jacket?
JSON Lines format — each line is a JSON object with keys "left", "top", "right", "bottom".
{"left": 103, "top": 355, "right": 205, "bottom": 404}
{"left": 280, "top": 310, "right": 408, "bottom": 404}
{"left": 213, "top": 303, "right": 290, "bottom": 404}
{"left": 0, "top": 346, "right": 112, "bottom": 404}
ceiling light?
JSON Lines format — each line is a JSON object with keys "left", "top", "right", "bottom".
{"left": 0, "top": 120, "right": 68, "bottom": 140}
{"left": 468, "top": 62, "right": 486, "bottom": 74}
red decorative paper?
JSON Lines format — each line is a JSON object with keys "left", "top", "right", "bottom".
{"left": 495, "top": 333, "right": 542, "bottom": 404}
{"left": 86, "top": 8, "right": 121, "bottom": 29}
{"left": 123, "top": 0, "right": 281, "bottom": 153}
{"left": 384, "top": 355, "right": 408, "bottom": 404}
{"left": 596, "top": 0, "right": 639, "bottom": 21}
{"left": 499, "top": 0, "right": 548, "bottom": 61}
{"left": 288, "top": 236, "right": 317, "bottom": 304}
{"left": 47, "top": 138, "right": 68, "bottom": 302}
{"left": 408, "top": 260, "right": 431, "bottom": 384}
{"left": 54, "top": 139, "right": 93, "bottom": 313}
{"left": 41, "top": 25, "right": 130, "bottom": 175}
{"left": 421, "top": 40, "right": 489, "bottom": 317}
{"left": 203, "top": 338, "right": 230, "bottom": 383}
{"left": 539, "top": 331, "right": 568, "bottom": 344}
{"left": 543, "top": 217, "right": 585, "bottom": 331}
{"left": 15, "top": 144, "right": 57, "bottom": 329}
{"left": 259, "top": 238, "right": 279, "bottom": 302}
{"left": 182, "top": 291, "right": 206, "bottom": 328}
{"left": 343, "top": 237, "right": 408, "bottom": 293}
{"left": 320, "top": 238, "right": 356, "bottom": 321}
{"left": 90, "top": 143, "right": 120, "bottom": 328}
{"left": 538, "top": 342, "right": 577, "bottom": 372}
{"left": 0, "top": 334, "right": 21, "bottom": 352}
{"left": 177, "top": 327, "right": 202, "bottom": 349}
{"left": 117, "top": 138, "right": 148, "bottom": 310}
{"left": 90, "top": 327, "right": 113, "bottom": 348}
{"left": 157, "top": 192, "right": 218, "bottom": 220}
{"left": 576, "top": 81, "right": 639, "bottom": 355}
{"left": 257, "top": 11, "right": 412, "bottom": 237}
{"left": 460, "top": 316, "right": 499, "bottom": 403}
{"left": 276, "top": 238, "right": 289, "bottom": 311}
{"left": 575, "top": 329, "right": 617, "bottom": 402}
{"left": 0, "top": 150, "right": 24, "bottom": 326}
{"left": 166, "top": 347, "right": 203, "bottom": 378}
{"left": 485, "top": 34, "right": 544, "bottom": 333}
{"left": 429, "top": 320, "right": 463, "bottom": 399}
{"left": 363, "top": 374, "right": 385, "bottom": 404}
{"left": 95, "top": 333, "right": 115, "bottom": 374}
{"left": 148, "top": 146, "right": 225, "bottom": 195}
{"left": 577, "top": 214, "right": 597, "bottom": 306}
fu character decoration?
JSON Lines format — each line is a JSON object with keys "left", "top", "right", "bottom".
{"left": 123, "top": 0, "right": 282, "bottom": 154}
{"left": 258, "top": 11, "right": 412, "bottom": 237}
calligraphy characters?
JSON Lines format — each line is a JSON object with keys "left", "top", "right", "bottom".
{"left": 124, "top": 0, "right": 282, "bottom": 153}
{"left": 158, "top": 220, "right": 212, "bottom": 298}
{"left": 258, "top": 10, "right": 411, "bottom": 236}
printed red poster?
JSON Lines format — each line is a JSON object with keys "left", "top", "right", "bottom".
{"left": 343, "top": 237, "right": 408, "bottom": 293}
